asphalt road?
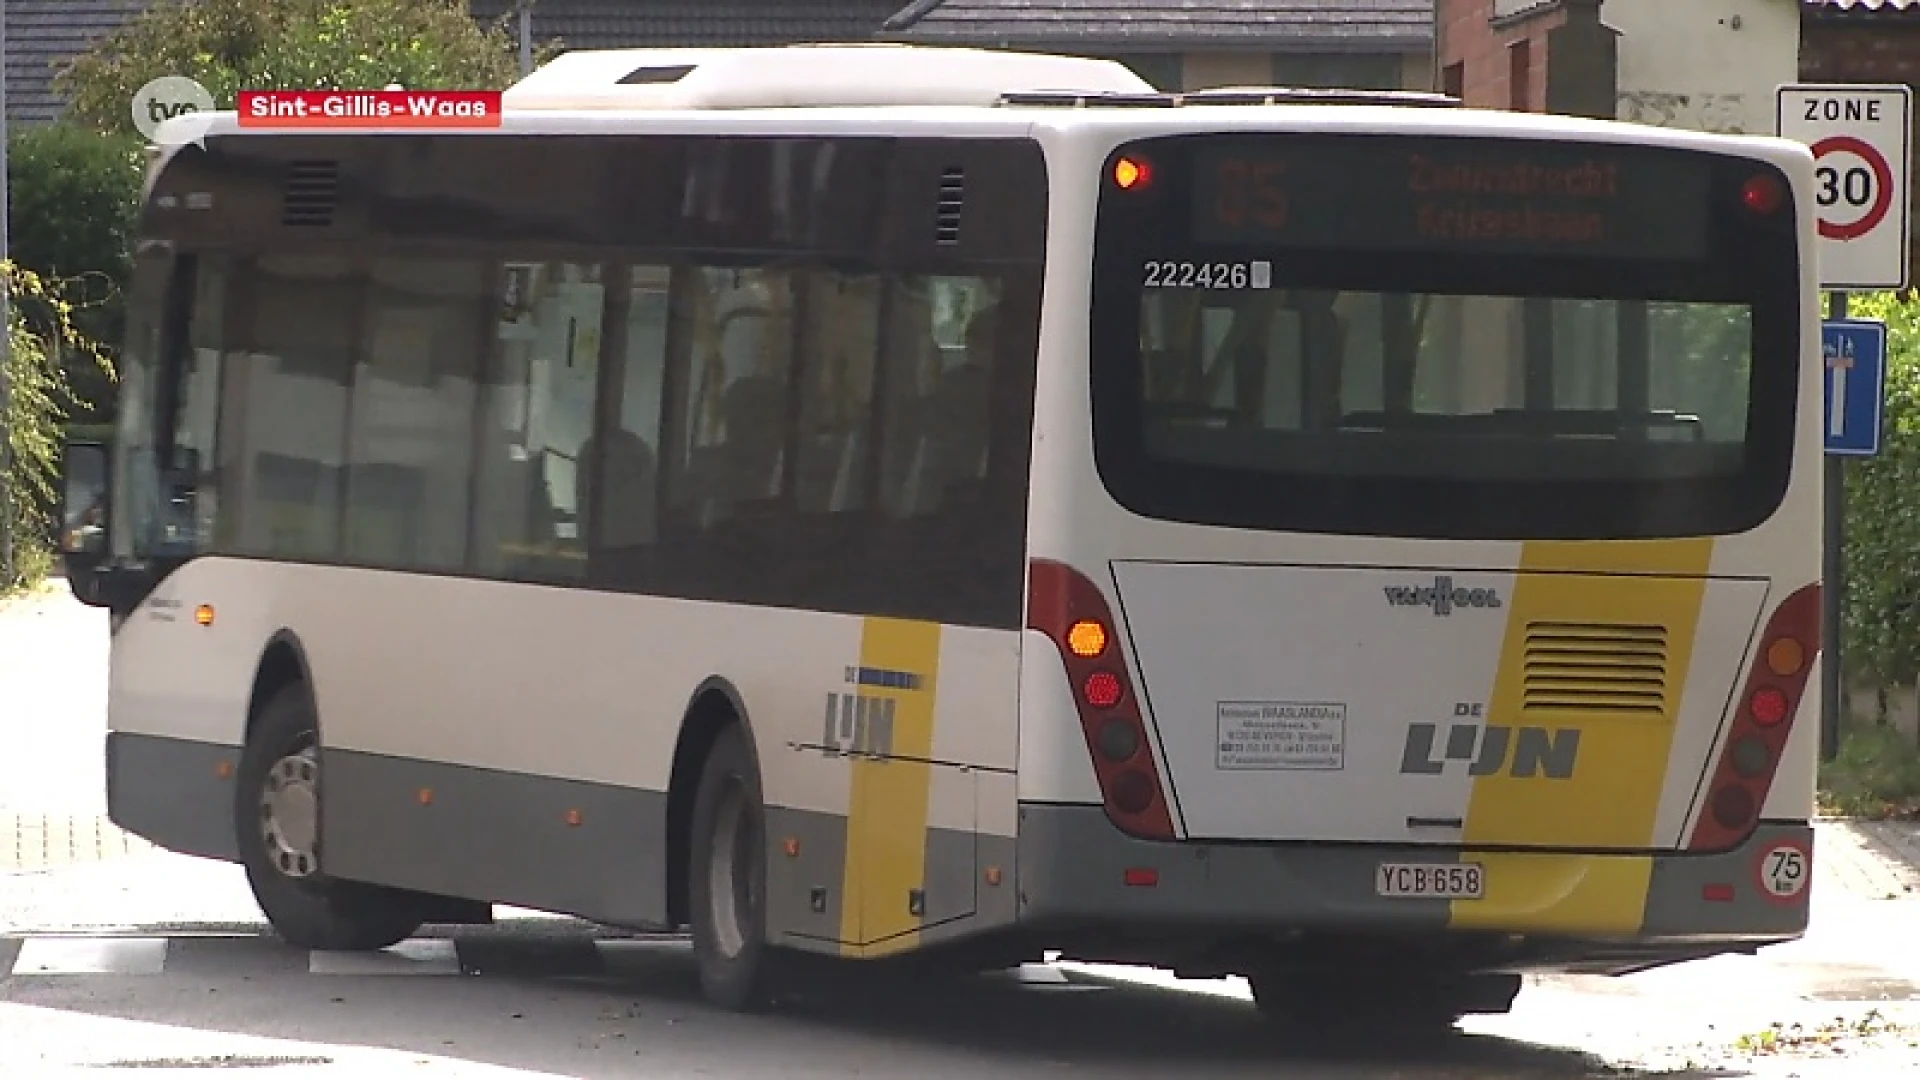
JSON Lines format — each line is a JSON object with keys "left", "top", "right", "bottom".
{"left": 4, "top": 583, "right": 1920, "bottom": 1078}
{"left": 0, "top": 923, "right": 1667, "bottom": 1080}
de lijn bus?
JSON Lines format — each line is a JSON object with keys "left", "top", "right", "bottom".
{"left": 60, "top": 44, "right": 1823, "bottom": 1028}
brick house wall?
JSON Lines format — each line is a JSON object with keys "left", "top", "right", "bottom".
{"left": 1437, "top": 0, "right": 1565, "bottom": 110}
{"left": 1801, "top": 13, "right": 1920, "bottom": 287}
{"left": 1435, "top": 0, "right": 1615, "bottom": 116}
{"left": 1801, "top": 10, "right": 1920, "bottom": 86}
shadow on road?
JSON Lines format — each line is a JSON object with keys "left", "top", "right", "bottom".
{"left": 0, "top": 922, "right": 1754, "bottom": 1079}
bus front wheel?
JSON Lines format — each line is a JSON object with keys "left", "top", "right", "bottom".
{"left": 235, "top": 682, "right": 425, "bottom": 952}
{"left": 688, "top": 722, "right": 784, "bottom": 1011}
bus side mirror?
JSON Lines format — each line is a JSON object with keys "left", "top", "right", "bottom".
{"left": 58, "top": 440, "right": 111, "bottom": 602}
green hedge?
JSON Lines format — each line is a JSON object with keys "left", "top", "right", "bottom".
{"left": 1836, "top": 291, "right": 1920, "bottom": 690}
{"left": 2, "top": 266, "right": 115, "bottom": 592}
{"left": 7, "top": 122, "right": 142, "bottom": 426}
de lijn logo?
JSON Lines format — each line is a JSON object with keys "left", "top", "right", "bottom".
{"left": 132, "top": 76, "right": 216, "bottom": 144}
{"left": 1382, "top": 575, "right": 1503, "bottom": 616}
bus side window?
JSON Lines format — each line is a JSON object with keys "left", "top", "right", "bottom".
{"left": 228, "top": 253, "right": 359, "bottom": 562}
{"left": 343, "top": 258, "right": 489, "bottom": 573}
{"left": 667, "top": 266, "right": 796, "bottom": 530}
{"left": 475, "top": 261, "right": 605, "bottom": 580}
{"left": 794, "top": 268, "right": 880, "bottom": 517}
{"left": 582, "top": 265, "right": 670, "bottom": 554}
{"left": 878, "top": 275, "right": 997, "bottom": 519}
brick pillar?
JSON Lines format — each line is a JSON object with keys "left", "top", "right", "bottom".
{"left": 1435, "top": 0, "right": 1616, "bottom": 117}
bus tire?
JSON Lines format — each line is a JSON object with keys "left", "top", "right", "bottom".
{"left": 235, "top": 682, "right": 425, "bottom": 952}
{"left": 688, "top": 722, "right": 782, "bottom": 1011}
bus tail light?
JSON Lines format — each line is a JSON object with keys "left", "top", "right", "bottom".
{"left": 1112, "top": 155, "right": 1153, "bottom": 192}
{"left": 1741, "top": 172, "right": 1785, "bottom": 216}
{"left": 1083, "top": 671, "right": 1124, "bottom": 709}
{"left": 1687, "top": 583, "right": 1820, "bottom": 851}
{"left": 1028, "top": 558, "right": 1175, "bottom": 841}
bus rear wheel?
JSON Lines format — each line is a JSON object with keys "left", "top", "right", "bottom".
{"left": 688, "top": 723, "right": 785, "bottom": 1011}
{"left": 235, "top": 682, "right": 425, "bottom": 952}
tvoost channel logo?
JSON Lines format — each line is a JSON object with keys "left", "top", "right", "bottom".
{"left": 132, "top": 76, "right": 215, "bottom": 145}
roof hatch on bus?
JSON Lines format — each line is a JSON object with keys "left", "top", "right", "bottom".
{"left": 500, "top": 44, "right": 1157, "bottom": 112}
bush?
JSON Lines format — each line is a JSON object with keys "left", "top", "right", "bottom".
{"left": 54, "top": 0, "right": 547, "bottom": 136}
{"left": 1819, "top": 723, "right": 1920, "bottom": 819}
{"left": 2, "top": 265, "right": 115, "bottom": 593}
{"left": 7, "top": 123, "right": 143, "bottom": 424}
{"left": 1837, "top": 291, "right": 1920, "bottom": 687}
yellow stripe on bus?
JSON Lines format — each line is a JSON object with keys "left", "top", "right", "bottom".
{"left": 837, "top": 616, "right": 943, "bottom": 957}
{"left": 1449, "top": 538, "right": 1714, "bottom": 933}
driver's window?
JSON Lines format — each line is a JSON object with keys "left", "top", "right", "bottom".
{"left": 166, "top": 255, "right": 228, "bottom": 547}
{"left": 110, "top": 250, "right": 170, "bottom": 561}
{"left": 115, "top": 250, "right": 222, "bottom": 559}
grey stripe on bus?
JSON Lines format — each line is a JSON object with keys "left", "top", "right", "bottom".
{"left": 1641, "top": 822, "right": 1813, "bottom": 938}
{"left": 106, "top": 732, "right": 240, "bottom": 863}
{"left": 106, "top": 731, "right": 1023, "bottom": 951}
{"left": 1015, "top": 803, "right": 1456, "bottom": 930}
{"left": 105, "top": 732, "right": 1814, "bottom": 961}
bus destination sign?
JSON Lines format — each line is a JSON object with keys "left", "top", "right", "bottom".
{"left": 1187, "top": 136, "right": 1718, "bottom": 260}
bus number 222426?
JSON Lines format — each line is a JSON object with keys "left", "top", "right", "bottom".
{"left": 1142, "top": 260, "right": 1272, "bottom": 290}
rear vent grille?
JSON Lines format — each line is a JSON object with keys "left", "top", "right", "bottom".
{"left": 281, "top": 160, "right": 340, "bottom": 228}
{"left": 935, "top": 166, "right": 964, "bottom": 245}
{"left": 1523, "top": 622, "right": 1669, "bottom": 715}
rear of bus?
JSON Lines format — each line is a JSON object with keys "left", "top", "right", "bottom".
{"left": 1017, "top": 114, "right": 1821, "bottom": 977}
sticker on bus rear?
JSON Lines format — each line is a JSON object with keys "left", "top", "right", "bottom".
{"left": 1755, "top": 839, "right": 1811, "bottom": 903}
{"left": 1216, "top": 701, "right": 1346, "bottom": 771}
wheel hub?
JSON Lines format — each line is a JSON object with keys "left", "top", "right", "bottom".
{"left": 706, "top": 782, "right": 763, "bottom": 959}
{"left": 260, "top": 749, "right": 321, "bottom": 879}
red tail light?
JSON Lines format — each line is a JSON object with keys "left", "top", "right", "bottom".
{"left": 1028, "top": 558, "right": 1175, "bottom": 840}
{"left": 1083, "top": 671, "right": 1124, "bottom": 709}
{"left": 1749, "top": 687, "right": 1790, "bottom": 727}
{"left": 1741, "top": 172, "right": 1785, "bottom": 216}
{"left": 1687, "top": 584, "right": 1820, "bottom": 851}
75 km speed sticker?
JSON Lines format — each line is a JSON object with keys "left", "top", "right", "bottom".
{"left": 1755, "top": 839, "right": 1812, "bottom": 903}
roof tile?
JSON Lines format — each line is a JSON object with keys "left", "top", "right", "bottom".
{"left": 881, "top": 0, "right": 1434, "bottom": 52}
{"left": 7, "top": 0, "right": 157, "bottom": 124}
{"left": 469, "top": 1, "right": 904, "bottom": 51}
{"left": 1803, "top": 0, "right": 1920, "bottom": 14}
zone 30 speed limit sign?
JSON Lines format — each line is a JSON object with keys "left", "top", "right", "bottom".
{"left": 1777, "top": 83, "right": 1913, "bottom": 291}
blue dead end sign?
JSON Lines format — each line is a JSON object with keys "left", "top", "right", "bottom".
{"left": 1823, "top": 318, "right": 1888, "bottom": 457}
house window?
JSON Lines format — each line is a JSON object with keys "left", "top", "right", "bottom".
{"left": 1270, "top": 53, "right": 1405, "bottom": 91}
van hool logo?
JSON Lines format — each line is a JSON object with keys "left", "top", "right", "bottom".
{"left": 1382, "top": 576, "right": 1502, "bottom": 616}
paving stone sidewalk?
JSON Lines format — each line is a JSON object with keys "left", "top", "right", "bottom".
{"left": 0, "top": 812, "right": 154, "bottom": 872}
{"left": 0, "top": 580, "right": 134, "bottom": 872}
{"left": 1815, "top": 816, "right": 1920, "bottom": 901}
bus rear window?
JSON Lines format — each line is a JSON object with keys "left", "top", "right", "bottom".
{"left": 1089, "top": 133, "right": 1802, "bottom": 541}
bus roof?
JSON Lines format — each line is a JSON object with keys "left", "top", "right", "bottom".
{"left": 149, "top": 43, "right": 1811, "bottom": 167}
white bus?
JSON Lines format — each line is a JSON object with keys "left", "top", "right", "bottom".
{"left": 62, "top": 45, "right": 1823, "bottom": 1028}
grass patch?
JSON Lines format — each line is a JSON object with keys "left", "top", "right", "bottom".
{"left": 1731, "top": 1009, "right": 1918, "bottom": 1058}
{"left": 1818, "top": 724, "right": 1920, "bottom": 819}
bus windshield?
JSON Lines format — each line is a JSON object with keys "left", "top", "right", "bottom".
{"left": 1088, "top": 132, "right": 1802, "bottom": 541}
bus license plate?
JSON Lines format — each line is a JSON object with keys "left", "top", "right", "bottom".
{"left": 1376, "top": 862, "right": 1485, "bottom": 900}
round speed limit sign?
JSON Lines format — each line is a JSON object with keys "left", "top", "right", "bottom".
{"left": 1755, "top": 840, "right": 1812, "bottom": 903}
{"left": 1811, "top": 135, "right": 1896, "bottom": 241}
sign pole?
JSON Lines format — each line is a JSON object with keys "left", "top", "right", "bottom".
{"left": 0, "top": 0, "right": 12, "bottom": 590}
{"left": 1823, "top": 290, "right": 1847, "bottom": 763}
{"left": 1779, "top": 82, "right": 1910, "bottom": 762}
